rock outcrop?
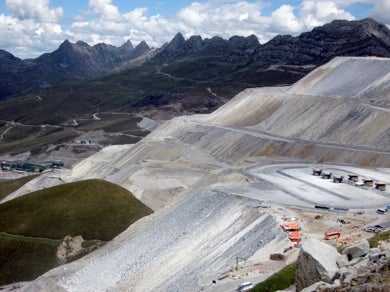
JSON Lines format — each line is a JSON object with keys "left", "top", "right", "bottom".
{"left": 342, "top": 239, "right": 370, "bottom": 261}
{"left": 259, "top": 18, "right": 390, "bottom": 65}
{"left": 296, "top": 238, "right": 342, "bottom": 291}
{"left": 0, "top": 40, "right": 152, "bottom": 100}
{"left": 152, "top": 18, "right": 390, "bottom": 66}
{"left": 301, "top": 245, "right": 390, "bottom": 292}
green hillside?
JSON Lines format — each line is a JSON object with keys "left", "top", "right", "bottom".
{"left": 0, "top": 175, "right": 38, "bottom": 201}
{"left": 0, "top": 60, "right": 302, "bottom": 156}
{"left": 0, "top": 179, "right": 153, "bottom": 285}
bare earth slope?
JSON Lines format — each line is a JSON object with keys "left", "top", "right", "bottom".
{"left": 207, "top": 57, "right": 390, "bottom": 150}
{"left": 5, "top": 57, "right": 390, "bottom": 291}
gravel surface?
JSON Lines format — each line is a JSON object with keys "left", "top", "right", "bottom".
{"left": 4, "top": 57, "right": 389, "bottom": 292}
{"left": 22, "top": 190, "right": 287, "bottom": 292}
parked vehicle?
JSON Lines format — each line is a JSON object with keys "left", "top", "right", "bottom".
{"left": 325, "top": 231, "right": 341, "bottom": 240}
{"left": 237, "top": 282, "right": 253, "bottom": 291}
{"left": 366, "top": 226, "right": 384, "bottom": 233}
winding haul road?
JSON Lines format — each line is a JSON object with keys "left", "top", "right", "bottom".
{"left": 182, "top": 117, "right": 390, "bottom": 155}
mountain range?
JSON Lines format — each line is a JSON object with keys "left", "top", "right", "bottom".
{"left": 0, "top": 18, "right": 389, "bottom": 159}
{"left": 0, "top": 40, "right": 151, "bottom": 99}
{"left": 0, "top": 18, "right": 389, "bottom": 101}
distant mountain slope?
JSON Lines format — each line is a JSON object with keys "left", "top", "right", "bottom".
{"left": 151, "top": 18, "right": 390, "bottom": 67}
{"left": 207, "top": 56, "right": 390, "bottom": 150}
{"left": 0, "top": 40, "right": 151, "bottom": 100}
{"left": 14, "top": 56, "right": 390, "bottom": 292}
{"left": 257, "top": 18, "right": 390, "bottom": 65}
{"left": 0, "top": 18, "right": 389, "bottom": 101}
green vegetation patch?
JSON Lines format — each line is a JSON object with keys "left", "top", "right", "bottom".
{"left": 0, "top": 232, "right": 60, "bottom": 285}
{"left": 0, "top": 179, "right": 153, "bottom": 285}
{"left": 0, "top": 179, "right": 153, "bottom": 240}
{"left": 0, "top": 127, "right": 79, "bottom": 155}
{"left": 368, "top": 231, "right": 390, "bottom": 248}
{"left": 251, "top": 262, "right": 297, "bottom": 292}
{"left": 0, "top": 175, "right": 38, "bottom": 200}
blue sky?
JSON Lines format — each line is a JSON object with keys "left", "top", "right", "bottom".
{"left": 9, "top": 0, "right": 373, "bottom": 18}
{"left": 0, "top": 0, "right": 388, "bottom": 59}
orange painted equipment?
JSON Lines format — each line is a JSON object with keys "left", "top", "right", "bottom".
{"left": 281, "top": 222, "right": 301, "bottom": 232}
{"left": 288, "top": 231, "right": 301, "bottom": 243}
{"left": 325, "top": 231, "right": 341, "bottom": 240}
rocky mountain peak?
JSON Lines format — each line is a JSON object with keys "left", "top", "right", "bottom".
{"left": 258, "top": 18, "right": 390, "bottom": 65}
{"left": 246, "top": 34, "right": 260, "bottom": 46}
{"left": 359, "top": 17, "right": 390, "bottom": 41}
{"left": 166, "top": 32, "right": 186, "bottom": 51}
{"left": 131, "top": 41, "right": 150, "bottom": 58}
{"left": 76, "top": 40, "right": 90, "bottom": 47}
{"left": 135, "top": 41, "right": 149, "bottom": 51}
{"left": 56, "top": 39, "right": 75, "bottom": 56}
{"left": 186, "top": 35, "right": 203, "bottom": 50}
{"left": 0, "top": 49, "right": 20, "bottom": 62}
{"left": 228, "top": 35, "right": 260, "bottom": 52}
{"left": 120, "top": 40, "right": 134, "bottom": 51}
{"left": 204, "top": 36, "right": 226, "bottom": 48}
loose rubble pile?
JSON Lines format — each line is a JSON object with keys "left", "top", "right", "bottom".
{"left": 297, "top": 238, "right": 390, "bottom": 291}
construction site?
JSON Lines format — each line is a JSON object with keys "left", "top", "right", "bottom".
{"left": 1, "top": 57, "right": 389, "bottom": 291}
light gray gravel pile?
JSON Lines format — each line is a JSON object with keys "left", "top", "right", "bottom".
{"left": 289, "top": 57, "right": 390, "bottom": 98}
{"left": 22, "top": 190, "right": 286, "bottom": 292}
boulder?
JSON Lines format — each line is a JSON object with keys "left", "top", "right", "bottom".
{"left": 300, "top": 281, "right": 332, "bottom": 292}
{"left": 296, "top": 238, "right": 342, "bottom": 291}
{"left": 342, "top": 239, "right": 369, "bottom": 261}
{"left": 270, "top": 253, "right": 285, "bottom": 261}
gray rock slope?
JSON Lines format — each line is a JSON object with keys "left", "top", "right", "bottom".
{"left": 22, "top": 190, "right": 288, "bottom": 292}
{"left": 207, "top": 57, "right": 390, "bottom": 150}
{"left": 6, "top": 56, "right": 390, "bottom": 291}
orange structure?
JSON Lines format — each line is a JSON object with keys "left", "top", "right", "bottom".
{"left": 281, "top": 221, "right": 301, "bottom": 243}
{"left": 281, "top": 222, "right": 301, "bottom": 232}
{"left": 288, "top": 231, "right": 301, "bottom": 243}
{"left": 325, "top": 231, "right": 341, "bottom": 240}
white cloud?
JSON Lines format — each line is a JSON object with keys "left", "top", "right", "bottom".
{"left": 5, "top": 0, "right": 63, "bottom": 22}
{"left": 271, "top": 5, "right": 302, "bottom": 33}
{"left": 0, "top": 13, "right": 64, "bottom": 58}
{"left": 0, "top": 0, "right": 389, "bottom": 59}
{"left": 178, "top": 3, "right": 207, "bottom": 26}
{"left": 369, "top": 0, "right": 390, "bottom": 25}
{"left": 87, "top": 0, "right": 121, "bottom": 21}
{"left": 300, "top": 0, "right": 355, "bottom": 28}
{"left": 176, "top": 1, "right": 266, "bottom": 39}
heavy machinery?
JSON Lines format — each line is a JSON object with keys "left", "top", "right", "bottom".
{"left": 325, "top": 231, "right": 341, "bottom": 240}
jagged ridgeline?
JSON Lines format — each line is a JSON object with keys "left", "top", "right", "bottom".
{"left": 0, "top": 18, "right": 389, "bottom": 101}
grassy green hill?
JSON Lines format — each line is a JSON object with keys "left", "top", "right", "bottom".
{"left": 0, "top": 61, "right": 302, "bottom": 156}
{"left": 0, "top": 175, "right": 38, "bottom": 201}
{"left": 0, "top": 179, "right": 153, "bottom": 285}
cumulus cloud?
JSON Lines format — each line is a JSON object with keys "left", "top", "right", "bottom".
{"left": 369, "top": 0, "right": 390, "bottom": 25}
{"left": 1, "top": 0, "right": 64, "bottom": 57}
{"left": 5, "top": 0, "right": 63, "bottom": 22}
{"left": 176, "top": 1, "right": 267, "bottom": 40}
{"left": 0, "top": 13, "right": 64, "bottom": 58}
{"left": 300, "top": 0, "right": 354, "bottom": 27}
{"left": 0, "top": 0, "right": 389, "bottom": 59}
{"left": 87, "top": 0, "right": 121, "bottom": 21}
{"left": 271, "top": 5, "right": 302, "bottom": 34}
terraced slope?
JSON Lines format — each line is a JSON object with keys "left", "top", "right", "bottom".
{"left": 207, "top": 57, "right": 390, "bottom": 150}
{"left": 7, "top": 57, "right": 390, "bottom": 291}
